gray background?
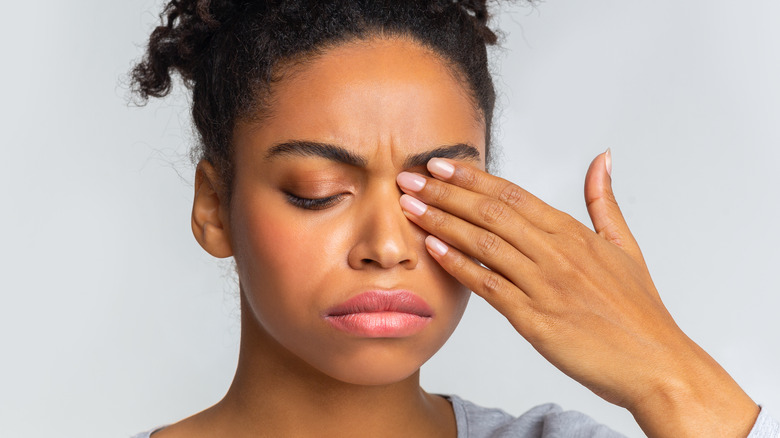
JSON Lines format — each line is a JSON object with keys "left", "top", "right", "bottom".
{"left": 1, "top": 1, "right": 777, "bottom": 437}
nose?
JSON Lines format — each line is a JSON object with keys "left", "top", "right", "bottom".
{"left": 347, "top": 183, "right": 419, "bottom": 270}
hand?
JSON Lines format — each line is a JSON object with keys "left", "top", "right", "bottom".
{"left": 396, "top": 151, "right": 759, "bottom": 438}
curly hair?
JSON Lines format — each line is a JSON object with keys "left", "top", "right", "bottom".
{"left": 131, "top": 0, "right": 505, "bottom": 199}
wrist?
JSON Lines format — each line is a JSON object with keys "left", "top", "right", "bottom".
{"left": 627, "top": 339, "right": 759, "bottom": 438}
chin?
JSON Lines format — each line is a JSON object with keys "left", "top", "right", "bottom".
{"left": 311, "top": 343, "right": 436, "bottom": 386}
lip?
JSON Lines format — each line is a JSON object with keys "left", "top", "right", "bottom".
{"left": 323, "top": 290, "right": 433, "bottom": 338}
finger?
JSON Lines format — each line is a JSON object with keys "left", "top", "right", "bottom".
{"left": 396, "top": 171, "right": 552, "bottom": 254}
{"left": 425, "top": 157, "right": 561, "bottom": 230}
{"left": 584, "top": 150, "right": 645, "bottom": 264}
{"left": 423, "top": 234, "right": 534, "bottom": 329}
{"left": 399, "top": 194, "right": 544, "bottom": 295}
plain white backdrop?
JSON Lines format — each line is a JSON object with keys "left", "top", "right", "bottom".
{"left": 0, "top": 1, "right": 777, "bottom": 437}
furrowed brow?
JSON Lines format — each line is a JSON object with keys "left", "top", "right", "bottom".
{"left": 402, "top": 143, "right": 481, "bottom": 169}
{"left": 264, "top": 140, "right": 368, "bottom": 167}
{"left": 264, "top": 140, "right": 480, "bottom": 169}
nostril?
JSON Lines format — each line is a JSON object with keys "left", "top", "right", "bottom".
{"left": 360, "top": 255, "right": 413, "bottom": 269}
{"left": 361, "top": 258, "right": 389, "bottom": 267}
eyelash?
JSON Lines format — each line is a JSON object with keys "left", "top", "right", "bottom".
{"left": 286, "top": 193, "right": 344, "bottom": 210}
{"left": 284, "top": 166, "right": 428, "bottom": 211}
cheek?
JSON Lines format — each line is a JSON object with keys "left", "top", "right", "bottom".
{"left": 432, "top": 268, "right": 471, "bottom": 335}
{"left": 231, "top": 201, "right": 350, "bottom": 316}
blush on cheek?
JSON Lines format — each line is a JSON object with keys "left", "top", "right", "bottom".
{"left": 234, "top": 201, "right": 348, "bottom": 315}
{"left": 248, "top": 213, "right": 344, "bottom": 282}
{"left": 240, "top": 211, "right": 314, "bottom": 289}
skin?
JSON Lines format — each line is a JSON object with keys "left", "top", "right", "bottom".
{"left": 156, "top": 37, "right": 482, "bottom": 438}
{"left": 397, "top": 157, "right": 761, "bottom": 437}
{"left": 156, "top": 36, "right": 760, "bottom": 438}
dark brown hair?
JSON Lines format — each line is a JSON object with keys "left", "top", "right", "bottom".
{"left": 131, "top": 0, "right": 505, "bottom": 199}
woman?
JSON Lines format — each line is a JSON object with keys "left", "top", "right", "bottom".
{"left": 129, "top": 0, "right": 778, "bottom": 436}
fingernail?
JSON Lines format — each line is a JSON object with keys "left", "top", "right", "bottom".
{"left": 400, "top": 194, "right": 428, "bottom": 216}
{"left": 428, "top": 158, "right": 455, "bottom": 179}
{"left": 425, "top": 235, "right": 449, "bottom": 256}
{"left": 397, "top": 172, "right": 427, "bottom": 192}
{"left": 605, "top": 148, "right": 612, "bottom": 178}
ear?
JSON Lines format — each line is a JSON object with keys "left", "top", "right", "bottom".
{"left": 191, "top": 160, "right": 233, "bottom": 258}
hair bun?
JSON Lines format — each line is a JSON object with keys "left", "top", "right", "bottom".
{"left": 131, "top": 0, "right": 242, "bottom": 100}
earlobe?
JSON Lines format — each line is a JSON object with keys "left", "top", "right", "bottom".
{"left": 191, "top": 160, "right": 233, "bottom": 258}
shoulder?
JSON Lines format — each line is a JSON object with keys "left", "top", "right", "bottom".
{"left": 446, "top": 395, "right": 626, "bottom": 438}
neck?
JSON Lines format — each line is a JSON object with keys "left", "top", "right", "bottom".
{"left": 206, "top": 297, "right": 456, "bottom": 438}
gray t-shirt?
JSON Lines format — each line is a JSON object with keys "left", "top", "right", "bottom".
{"left": 131, "top": 394, "right": 780, "bottom": 437}
{"left": 446, "top": 395, "right": 779, "bottom": 437}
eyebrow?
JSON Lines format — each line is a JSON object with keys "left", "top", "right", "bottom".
{"left": 264, "top": 140, "right": 481, "bottom": 168}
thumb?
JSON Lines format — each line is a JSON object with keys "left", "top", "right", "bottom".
{"left": 584, "top": 149, "right": 643, "bottom": 261}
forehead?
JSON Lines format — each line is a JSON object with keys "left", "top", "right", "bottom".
{"left": 234, "top": 36, "right": 486, "bottom": 168}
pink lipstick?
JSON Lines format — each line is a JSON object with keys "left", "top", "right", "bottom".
{"left": 324, "top": 291, "right": 433, "bottom": 337}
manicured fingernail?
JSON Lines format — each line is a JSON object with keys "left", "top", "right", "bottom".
{"left": 397, "top": 172, "right": 427, "bottom": 192}
{"left": 400, "top": 194, "right": 428, "bottom": 216}
{"left": 605, "top": 148, "right": 612, "bottom": 178}
{"left": 425, "top": 235, "right": 449, "bottom": 256}
{"left": 428, "top": 158, "right": 455, "bottom": 179}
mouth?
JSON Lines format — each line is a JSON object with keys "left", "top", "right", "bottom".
{"left": 323, "top": 290, "right": 433, "bottom": 338}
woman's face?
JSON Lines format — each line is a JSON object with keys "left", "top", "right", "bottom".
{"left": 226, "top": 37, "right": 486, "bottom": 385}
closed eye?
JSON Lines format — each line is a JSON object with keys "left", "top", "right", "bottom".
{"left": 285, "top": 193, "right": 345, "bottom": 210}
